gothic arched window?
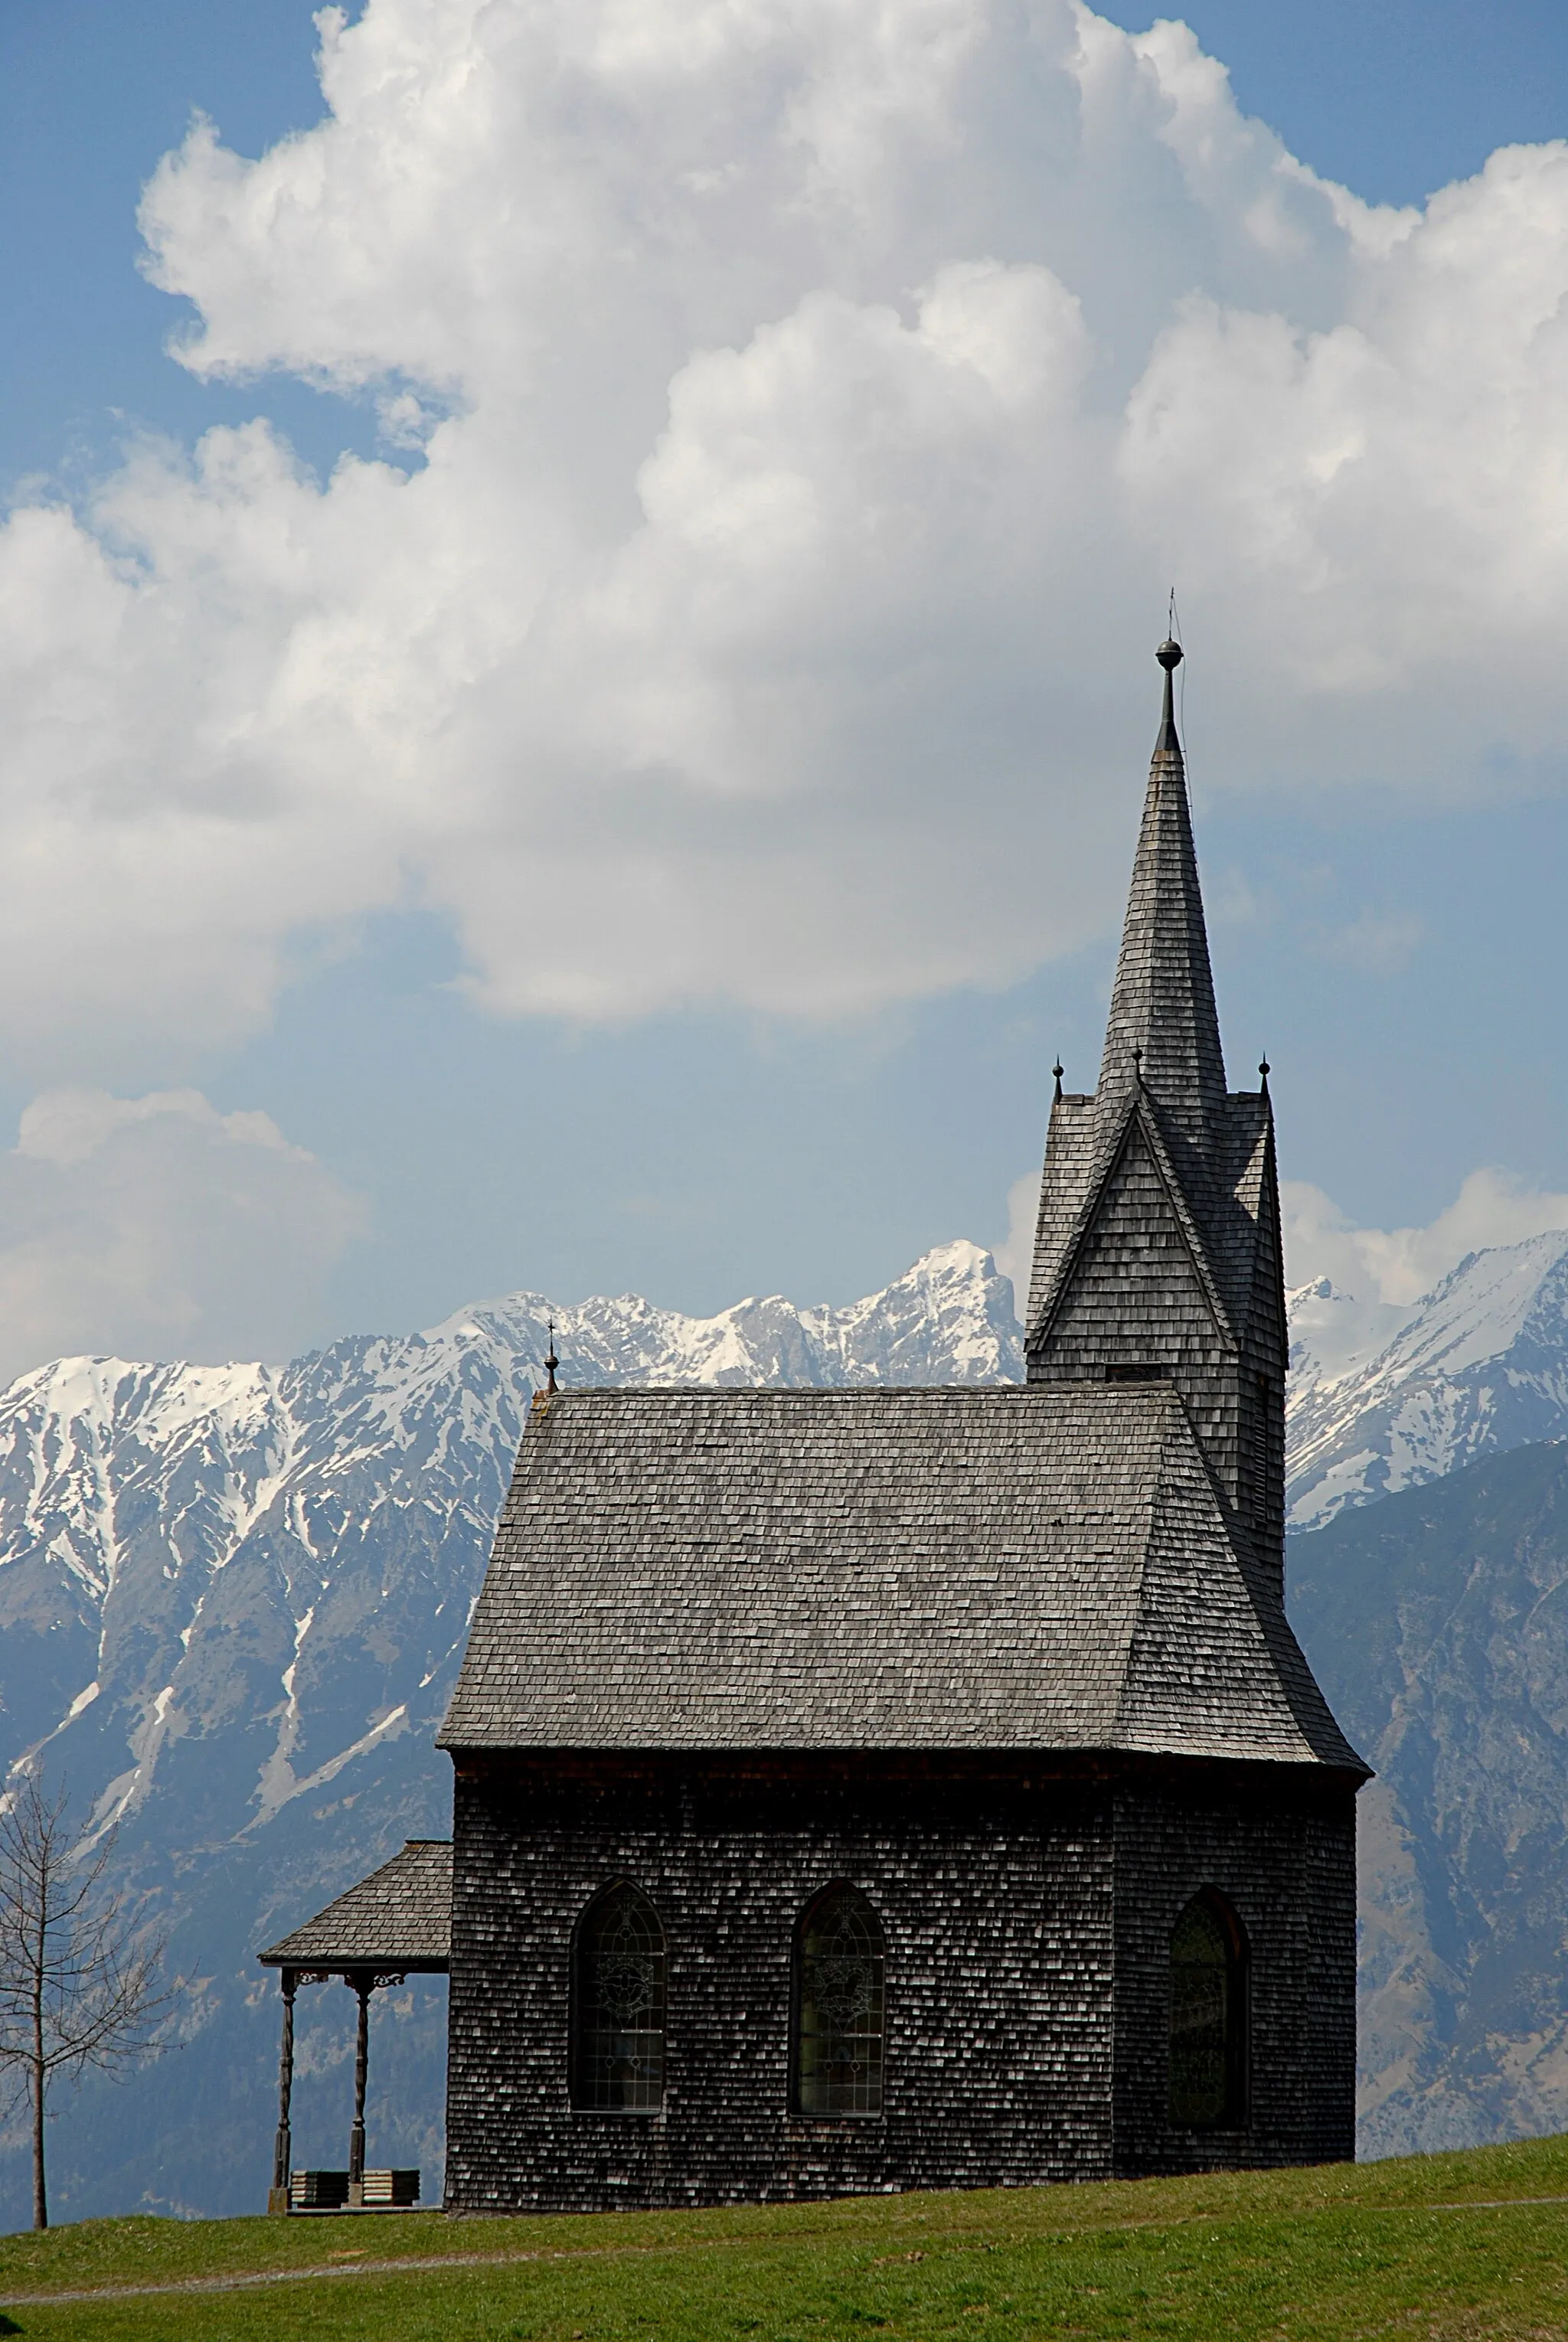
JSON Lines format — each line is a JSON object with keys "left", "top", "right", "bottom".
{"left": 572, "top": 1883, "right": 666, "bottom": 2112}
{"left": 793, "top": 1885, "right": 886, "bottom": 2117}
{"left": 1168, "top": 1891, "right": 1247, "bottom": 2128}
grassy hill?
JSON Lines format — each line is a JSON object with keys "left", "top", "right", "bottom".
{"left": 3, "top": 2135, "right": 1568, "bottom": 2340}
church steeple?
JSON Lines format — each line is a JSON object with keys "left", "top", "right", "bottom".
{"left": 1024, "top": 635, "right": 1288, "bottom": 1594}
{"left": 1096, "top": 639, "right": 1227, "bottom": 1147}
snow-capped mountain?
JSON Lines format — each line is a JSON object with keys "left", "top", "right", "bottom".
{"left": 1285, "top": 1230, "right": 1568, "bottom": 1529}
{"left": 0, "top": 1242, "right": 1019, "bottom": 2224}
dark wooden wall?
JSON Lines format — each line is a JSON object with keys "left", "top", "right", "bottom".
{"left": 443, "top": 1752, "right": 1357, "bottom": 2213}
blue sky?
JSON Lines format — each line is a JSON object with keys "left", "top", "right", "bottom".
{"left": 1, "top": 0, "right": 1566, "bottom": 1371}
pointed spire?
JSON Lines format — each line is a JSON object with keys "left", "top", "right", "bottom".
{"left": 1155, "top": 634, "right": 1181, "bottom": 752}
{"left": 1096, "top": 637, "right": 1227, "bottom": 1140}
{"left": 544, "top": 1320, "right": 559, "bottom": 1395}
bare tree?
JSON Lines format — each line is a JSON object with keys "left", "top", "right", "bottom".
{"left": 0, "top": 1776, "right": 170, "bottom": 2229}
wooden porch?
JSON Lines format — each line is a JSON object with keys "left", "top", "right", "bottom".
{"left": 257, "top": 1838, "right": 452, "bottom": 2213}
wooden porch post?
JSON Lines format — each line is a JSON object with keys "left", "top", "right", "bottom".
{"left": 348, "top": 1973, "right": 371, "bottom": 2205}
{"left": 268, "top": 1968, "right": 297, "bottom": 2215}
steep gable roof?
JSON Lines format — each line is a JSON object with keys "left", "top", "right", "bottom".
{"left": 439, "top": 1387, "right": 1362, "bottom": 1772}
{"left": 1114, "top": 1423, "right": 1346, "bottom": 1760}
{"left": 1027, "top": 1090, "right": 1272, "bottom": 1349}
{"left": 1028, "top": 1091, "right": 1240, "bottom": 1360}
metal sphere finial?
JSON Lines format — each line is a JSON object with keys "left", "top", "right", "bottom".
{"left": 1156, "top": 638, "right": 1184, "bottom": 672}
{"left": 544, "top": 1318, "right": 559, "bottom": 1396}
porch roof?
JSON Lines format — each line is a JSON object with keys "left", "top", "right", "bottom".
{"left": 259, "top": 1840, "right": 451, "bottom": 1973}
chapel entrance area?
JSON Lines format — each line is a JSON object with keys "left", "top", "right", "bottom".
{"left": 258, "top": 1838, "right": 452, "bottom": 2213}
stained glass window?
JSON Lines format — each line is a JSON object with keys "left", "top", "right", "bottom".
{"left": 795, "top": 1886, "right": 885, "bottom": 2117}
{"left": 1168, "top": 1892, "right": 1246, "bottom": 2128}
{"left": 573, "top": 1883, "right": 666, "bottom": 2112}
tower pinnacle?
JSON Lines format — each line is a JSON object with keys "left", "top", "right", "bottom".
{"left": 1155, "top": 635, "right": 1182, "bottom": 752}
{"left": 1094, "top": 637, "right": 1226, "bottom": 1142}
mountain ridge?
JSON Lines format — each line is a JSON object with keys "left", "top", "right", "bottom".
{"left": 1285, "top": 1229, "right": 1568, "bottom": 1527}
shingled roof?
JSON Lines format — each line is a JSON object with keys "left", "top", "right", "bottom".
{"left": 439, "top": 1387, "right": 1362, "bottom": 1771}
{"left": 259, "top": 1841, "right": 452, "bottom": 1971}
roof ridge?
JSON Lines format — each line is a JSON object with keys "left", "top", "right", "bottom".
{"left": 518, "top": 1383, "right": 1178, "bottom": 1401}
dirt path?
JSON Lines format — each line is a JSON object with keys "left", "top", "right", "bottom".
{"left": 1, "top": 2242, "right": 613, "bottom": 2311}
{"left": 5, "top": 2195, "right": 1567, "bottom": 2311}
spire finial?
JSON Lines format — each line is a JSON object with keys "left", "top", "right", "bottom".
{"left": 544, "top": 1318, "right": 559, "bottom": 1395}
{"left": 1155, "top": 632, "right": 1183, "bottom": 753}
{"left": 1259, "top": 1055, "right": 1270, "bottom": 1097}
{"left": 1053, "top": 1058, "right": 1064, "bottom": 1102}
{"left": 1132, "top": 1043, "right": 1144, "bottom": 1085}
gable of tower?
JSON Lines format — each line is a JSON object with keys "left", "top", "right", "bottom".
{"left": 1028, "top": 1095, "right": 1271, "bottom": 1347}
{"left": 1031, "top": 1109, "right": 1236, "bottom": 1392}
{"left": 1029, "top": 1088, "right": 1285, "bottom": 1547}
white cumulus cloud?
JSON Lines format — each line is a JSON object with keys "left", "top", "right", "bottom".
{"left": 0, "top": 1090, "right": 364, "bottom": 1380}
{"left": 2, "top": 0, "right": 1567, "bottom": 1051}
{"left": 1281, "top": 1167, "right": 1568, "bottom": 1308}
{"left": 1278, "top": 1168, "right": 1568, "bottom": 1380}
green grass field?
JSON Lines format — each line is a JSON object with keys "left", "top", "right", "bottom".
{"left": 2, "top": 2136, "right": 1567, "bottom": 2341}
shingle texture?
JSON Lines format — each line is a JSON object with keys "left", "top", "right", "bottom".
{"left": 260, "top": 1840, "right": 451, "bottom": 1969}
{"left": 439, "top": 1386, "right": 1358, "bottom": 1768}
{"left": 1095, "top": 738, "right": 1228, "bottom": 1144}
{"left": 1111, "top": 1779, "right": 1357, "bottom": 2173}
{"left": 444, "top": 1759, "right": 1120, "bottom": 2210}
{"left": 441, "top": 1755, "right": 1355, "bottom": 2213}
